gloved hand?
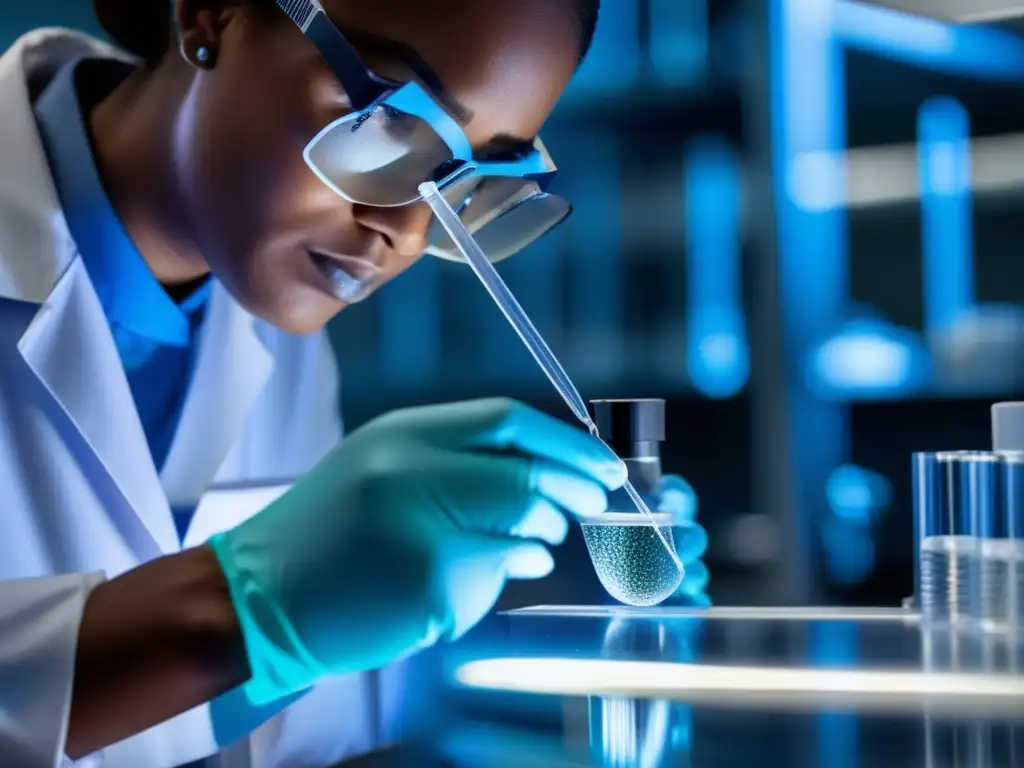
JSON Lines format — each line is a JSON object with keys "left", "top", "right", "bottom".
{"left": 208, "top": 398, "right": 626, "bottom": 705}
{"left": 655, "top": 474, "right": 711, "bottom": 606}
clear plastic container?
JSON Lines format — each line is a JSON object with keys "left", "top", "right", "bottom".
{"left": 914, "top": 451, "right": 998, "bottom": 628}
{"left": 988, "top": 453, "right": 1024, "bottom": 632}
{"left": 991, "top": 404, "right": 1024, "bottom": 634}
{"left": 582, "top": 450, "right": 682, "bottom": 608}
{"left": 583, "top": 512, "right": 680, "bottom": 608}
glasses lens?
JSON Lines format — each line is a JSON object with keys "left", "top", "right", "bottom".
{"left": 426, "top": 176, "right": 523, "bottom": 240}
{"left": 305, "top": 104, "right": 454, "bottom": 207}
{"left": 439, "top": 173, "right": 485, "bottom": 214}
{"left": 428, "top": 187, "right": 572, "bottom": 263}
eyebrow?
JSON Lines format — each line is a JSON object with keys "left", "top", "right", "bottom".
{"left": 341, "top": 28, "right": 477, "bottom": 124}
{"left": 340, "top": 28, "right": 538, "bottom": 160}
{"left": 476, "top": 133, "right": 538, "bottom": 162}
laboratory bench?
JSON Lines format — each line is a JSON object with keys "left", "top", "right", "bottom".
{"left": 425, "top": 607, "right": 1024, "bottom": 767}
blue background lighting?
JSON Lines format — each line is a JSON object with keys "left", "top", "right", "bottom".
{"left": 917, "top": 97, "right": 975, "bottom": 335}
{"left": 683, "top": 135, "right": 749, "bottom": 398}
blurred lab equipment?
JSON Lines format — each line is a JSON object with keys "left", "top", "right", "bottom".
{"left": 991, "top": 403, "right": 1024, "bottom": 631}
{"left": 913, "top": 451, "right": 994, "bottom": 627}
{"left": 911, "top": 403, "right": 1024, "bottom": 633}
{"left": 419, "top": 181, "right": 684, "bottom": 606}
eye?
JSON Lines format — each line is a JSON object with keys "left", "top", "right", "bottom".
{"left": 478, "top": 148, "right": 532, "bottom": 164}
{"left": 379, "top": 106, "right": 422, "bottom": 141}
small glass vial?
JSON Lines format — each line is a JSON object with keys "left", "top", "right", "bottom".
{"left": 583, "top": 399, "right": 680, "bottom": 608}
{"left": 914, "top": 451, "right": 997, "bottom": 628}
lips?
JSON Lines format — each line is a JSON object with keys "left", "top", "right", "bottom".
{"left": 308, "top": 250, "right": 381, "bottom": 303}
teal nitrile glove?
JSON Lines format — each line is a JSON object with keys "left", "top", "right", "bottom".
{"left": 208, "top": 398, "right": 626, "bottom": 705}
{"left": 656, "top": 474, "right": 711, "bottom": 606}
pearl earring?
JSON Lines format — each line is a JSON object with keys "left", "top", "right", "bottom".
{"left": 196, "top": 46, "right": 211, "bottom": 64}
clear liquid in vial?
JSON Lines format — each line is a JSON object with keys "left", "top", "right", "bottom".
{"left": 979, "top": 539, "right": 1024, "bottom": 631}
{"left": 583, "top": 513, "right": 681, "bottom": 607}
{"left": 920, "top": 535, "right": 978, "bottom": 624}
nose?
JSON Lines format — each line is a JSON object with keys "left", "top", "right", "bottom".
{"left": 352, "top": 201, "right": 434, "bottom": 259}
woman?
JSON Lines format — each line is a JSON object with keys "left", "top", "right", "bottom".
{"left": 0, "top": 0, "right": 708, "bottom": 766}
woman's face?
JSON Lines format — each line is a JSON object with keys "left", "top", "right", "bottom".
{"left": 172, "top": 0, "right": 582, "bottom": 335}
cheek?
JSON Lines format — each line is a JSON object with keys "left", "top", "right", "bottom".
{"left": 176, "top": 79, "right": 306, "bottom": 258}
{"left": 172, "top": 78, "right": 350, "bottom": 330}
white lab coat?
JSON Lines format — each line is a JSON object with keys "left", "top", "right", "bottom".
{"left": 0, "top": 29, "right": 403, "bottom": 768}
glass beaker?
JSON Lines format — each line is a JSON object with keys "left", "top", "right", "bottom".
{"left": 993, "top": 453, "right": 1024, "bottom": 634}
{"left": 583, "top": 400, "right": 684, "bottom": 608}
{"left": 914, "top": 451, "right": 997, "bottom": 628}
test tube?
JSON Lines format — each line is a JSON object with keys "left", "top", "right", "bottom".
{"left": 993, "top": 403, "right": 1024, "bottom": 636}
{"left": 974, "top": 452, "right": 1022, "bottom": 632}
{"left": 998, "top": 454, "right": 1024, "bottom": 635}
{"left": 990, "top": 405, "right": 1024, "bottom": 759}
{"left": 912, "top": 452, "right": 940, "bottom": 612}
{"left": 914, "top": 451, "right": 998, "bottom": 627}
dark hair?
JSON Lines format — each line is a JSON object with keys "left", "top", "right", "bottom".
{"left": 92, "top": 0, "right": 172, "bottom": 67}
{"left": 93, "top": 0, "right": 600, "bottom": 69}
{"left": 576, "top": 0, "right": 600, "bottom": 62}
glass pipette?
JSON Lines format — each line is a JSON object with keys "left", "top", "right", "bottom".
{"left": 419, "top": 182, "right": 682, "bottom": 573}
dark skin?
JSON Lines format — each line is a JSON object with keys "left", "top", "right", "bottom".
{"left": 88, "top": 0, "right": 578, "bottom": 332}
{"left": 65, "top": 0, "right": 582, "bottom": 758}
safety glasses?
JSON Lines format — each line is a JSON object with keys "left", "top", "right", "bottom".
{"left": 273, "top": 0, "right": 573, "bottom": 262}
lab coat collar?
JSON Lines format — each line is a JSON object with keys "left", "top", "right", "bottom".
{"left": 0, "top": 30, "right": 275, "bottom": 555}
{"left": 34, "top": 55, "right": 210, "bottom": 346}
{"left": 17, "top": 258, "right": 183, "bottom": 555}
{"left": 0, "top": 29, "right": 127, "bottom": 304}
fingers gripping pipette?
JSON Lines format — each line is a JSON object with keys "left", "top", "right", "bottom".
{"left": 418, "top": 182, "right": 683, "bottom": 575}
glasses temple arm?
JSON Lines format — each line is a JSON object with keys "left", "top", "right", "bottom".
{"left": 274, "top": 0, "right": 390, "bottom": 110}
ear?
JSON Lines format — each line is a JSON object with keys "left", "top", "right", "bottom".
{"left": 172, "top": 0, "right": 240, "bottom": 69}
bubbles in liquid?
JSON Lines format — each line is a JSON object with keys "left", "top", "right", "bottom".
{"left": 583, "top": 513, "right": 683, "bottom": 607}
